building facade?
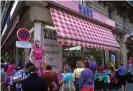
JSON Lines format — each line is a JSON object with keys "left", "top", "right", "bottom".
{"left": 1, "top": 1, "right": 133, "bottom": 72}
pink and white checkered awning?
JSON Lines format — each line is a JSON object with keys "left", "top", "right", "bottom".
{"left": 50, "top": 7, "right": 120, "bottom": 51}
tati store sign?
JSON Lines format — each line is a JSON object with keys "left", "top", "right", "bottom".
{"left": 42, "top": 28, "right": 62, "bottom": 73}
{"left": 79, "top": 4, "right": 93, "bottom": 17}
{"left": 49, "top": 1, "right": 115, "bottom": 27}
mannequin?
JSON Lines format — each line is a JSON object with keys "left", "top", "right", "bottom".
{"left": 29, "top": 39, "right": 45, "bottom": 75}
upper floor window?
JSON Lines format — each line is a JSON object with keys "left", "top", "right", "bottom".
{"left": 97, "top": 1, "right": 108, "bottom": 9}
{"left": 117, "top": 11, "right": 123, "bottom": 18}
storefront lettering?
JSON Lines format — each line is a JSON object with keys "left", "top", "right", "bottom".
{"left": 79, "top": 4, "right": 93, "bottom": 17}
{"left": 49, "top": 58, "right": 54, "bottom": 61}
{"left": 43, "top": 29, "right": 56, "bottom": 40}
{"left": 44, "top": 50, "right": 59, "bottom": 54}
{"left": 51, "top": 65, "right": 57, "bottom": 68}
{"left": 44, "top": 43, "right": 58, "bottom": 47}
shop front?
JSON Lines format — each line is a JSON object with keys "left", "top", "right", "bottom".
{"left": 17, "top": 1, "right": 120, "bottom": 72}
{"left": 31, "top": 2, "right": 119, "bottom": 72}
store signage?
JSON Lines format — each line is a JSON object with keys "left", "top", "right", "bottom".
{"left": 79, "top": 4, "right": 93, "bottom": 17}
{"left": 16, "top": 41, "right": 32, "bottom": 48}
{"left": 17, "top": 28, "right": 31, "bottom": 41}
{"left": 42, "top": 29, "right": 62, "bottom": 73}
{"left": 51, "top": 1, "right": 115, "bottom": 27}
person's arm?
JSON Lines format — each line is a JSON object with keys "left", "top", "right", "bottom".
{"left": 60, "top": 74, "right": 67, "bottom": 84}
{"left": 13, "top": 71, "right": 24, "bottom": 83}
{"left": 60, "top": 79, "right": 65, "bottom": 84}
{"left": 79, "top": 71, "right": 85, "bottom": 89}
{"left": 53, "top": 72, "right": 59, "bottom": 85}
{"left": 29, "top": 49, "right": 34, "bottom": 63}
{"left": 73, "top": 69, "right": 76, "bottom": 79}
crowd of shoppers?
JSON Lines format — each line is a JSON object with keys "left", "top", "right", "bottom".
{"left": 1, "top": 56, "right": 133, "bottom": 91}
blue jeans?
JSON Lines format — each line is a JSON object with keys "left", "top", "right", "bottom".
{"left": 75, "top": 79, "right": 80, "bottom": 91}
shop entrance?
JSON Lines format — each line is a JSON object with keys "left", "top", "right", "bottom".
{"left": 63, "top": 45, "right": 105, "bottom": 70}
{"left": 63, "top": 46, "right": 82, "bottom": 71}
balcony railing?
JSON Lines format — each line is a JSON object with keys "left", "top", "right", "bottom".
{"left": 116, "top": 23, "right": 133, "bottom": 33}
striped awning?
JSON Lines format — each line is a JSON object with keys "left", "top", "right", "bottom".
{"left": 50, "top": 7, "right": 120, "bottom": 51}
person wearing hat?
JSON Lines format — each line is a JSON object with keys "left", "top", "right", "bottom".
{"left": 29, "top": 39, "right": 46, "bottom": 75}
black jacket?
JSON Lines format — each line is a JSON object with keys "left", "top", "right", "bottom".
{"left": 22, "top": 73, "right": 48, "bottom": 91}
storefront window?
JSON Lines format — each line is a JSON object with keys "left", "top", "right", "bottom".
{"left": 84, "top": 48, "right": 104, "bottom": 66}
{"left": 63, "top": 45, "right": 82, "bottom": 70}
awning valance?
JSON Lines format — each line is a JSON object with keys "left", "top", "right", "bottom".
{"left": 50, "top": 7, "right": 120, "bottom": 51}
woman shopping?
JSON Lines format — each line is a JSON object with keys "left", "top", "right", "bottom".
{"left": 73, "top": 61, "right": 85, "bottom": 91}
{"left": 60, "top": 65, "right": 75, "bottom": 91}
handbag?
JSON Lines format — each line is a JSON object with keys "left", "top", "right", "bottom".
{"left": 48, "top": 72, "right": 58, "bottom": 91}
{"left": 59, "top": 74, "right": 75, "bottom": 91}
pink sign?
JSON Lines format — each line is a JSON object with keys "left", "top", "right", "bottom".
{"left": 49, "top": 1, "right": 115, "bottom": 27}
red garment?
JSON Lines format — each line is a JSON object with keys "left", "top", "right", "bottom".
{"left": 7, "top": 65, "right": 15, "bottom": 83}
{"left": 128, "top": 59, "right": 133, "bottom": 64}
{"left": 33, "top": 47, "right": 43, "bottom": 60}
{"left": 80, "top": 85, "right": 93, "bottom": 91}
{"left": 40, "top": 72, "right": 59, "bottom": 91}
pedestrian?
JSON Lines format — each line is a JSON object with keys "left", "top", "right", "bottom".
{"left": 94, "top": 66, "right": 104, "bottom": 91}
{"left": 82, "top": 58, "right": 89, "bottom": 68}
{"left": 10, "top": 66, "right": 17, "bottom": 91}
{"left": 73, "top": 61, "right": 84, "bottom": 91}
{"left": 22, "top": 65, "right": 48, "bottom": 91}
{"left": 7, "top": 61, "right": 15, "bottom": 91}
{"left": 13, "top": 62, "right": 34, "bottom": 91}
{"left": 88, "top": 55, "right": 97, "bottom": 73}
{"left": 127, "top": 57, "right": 133, "bottom": 72}
{"left": 1, "top": 64, "right": 7, "bottom": 91}
{"left": 40, "top": 65, "right": 59, "bottom": 91}
{"left": 117, "top": 63, "right": 127, "bottom": 91}
{"left": 79, "top": 64, "right": 94, "bottom": 91}
{"left": 102, "top": 65, "right": 111, "bottom": 91}
{"left": 60, "top": 65, "right": 75, "bottom": 91}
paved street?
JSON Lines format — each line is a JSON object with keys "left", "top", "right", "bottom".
{"left": 125, "top": 82, "right": 133, "bottom": 91}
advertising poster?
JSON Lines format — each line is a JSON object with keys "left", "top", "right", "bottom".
{"left": 42, "top": 28, "right": 62, "bottom": 73}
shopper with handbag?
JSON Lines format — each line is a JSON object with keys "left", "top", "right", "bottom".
{"left": 60, "top": 65, "right": 76, "bottom": 91}
{"left": 73, "top": 61, "right": 84, "bottom": 91}
{"left": 40, "top": 65, "right": 59, "bottom": 91}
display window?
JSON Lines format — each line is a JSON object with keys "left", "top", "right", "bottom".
{"left": 63, "top": 45, "right": 82, "bottom": 70}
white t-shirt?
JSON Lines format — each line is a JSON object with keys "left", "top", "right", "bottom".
{"left": 73, "top": 68, "right": 84, "bottom": 78}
